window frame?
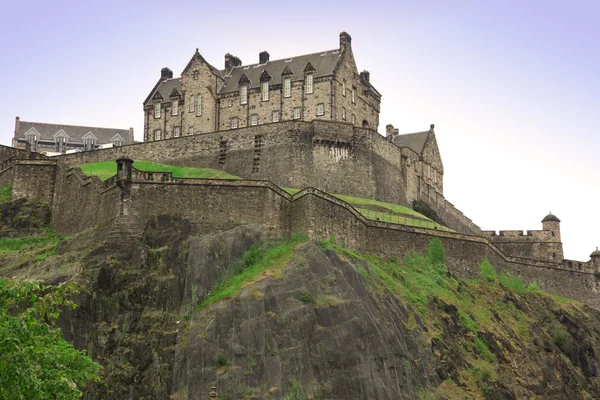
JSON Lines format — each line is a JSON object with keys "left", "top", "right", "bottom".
{"left": 154, "top": 103, "right": 161, "bottom": 118}
{"left": 250, "top": 114, "right": 258, "bottom": 126}
{"left": 262, "top": 81, "right": 269, "bottom": 101}
{"left": 293, "top": 107, "right": 301, "bottom": 120}
{"left": 342, "top": 107, "right": 346, "bottom": 121}
{"left": 174, "top": 126, "right": 181, "bottom": 138}
{"left": 189, "top": 95, "right": 194, "bottom": 112}
{"left": 153, "top": 130, "right": 161, "bottom": 141}
{"left": 172, "top": 99, "right": 178, "bottom": 116}
{"left": 342, "top": 81, "right": 346, "bottom": 97}
{"left": 272, "top": 111, "right": 280, "bottom": 123}
{"left": 197, "top": 94, "right": 202, "bottom": 117}
{"left": 316, "top": 103, "right": 324, "bottom": 116}
{"left": 284, "top": 78, "right": 291, "bottom": 98}
{"left": 231, "top": 117, "right": 238, "bottom": 129}
{"left": 305, "top": 74, "right": 313, "bottom": 94}
{"left": 351, "top": 87, "right": 355, "bottom": 103}
{"left": 240, "top": 85, "right": 248, "bottom": 105}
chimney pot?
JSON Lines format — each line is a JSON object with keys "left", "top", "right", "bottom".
{"left": 339, "top": 32, "right": 352, "bottom": 51}
{"left": 259, "top": 51, "right": 270, "bottom": 64}
{"left": 161, "top": 67, "right": 173, "bottom": 80}
{"left": 360, "top": 70, "right": 370, "bottom": 83}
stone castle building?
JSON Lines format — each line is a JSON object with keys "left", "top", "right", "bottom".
{"left": 143, "top": 32, "right": 381, "bottom": 142}
{"left": 12, "top": 117, "right": 134, "bottom": 154}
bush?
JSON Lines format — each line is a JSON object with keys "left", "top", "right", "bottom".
{"left": 427, "top": 237, "right": 445, "bottom": 266}
{"left": 479, "top": 258, "right": 497, "bottom": 281}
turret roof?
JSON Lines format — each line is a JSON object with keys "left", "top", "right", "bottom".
{"left": 591, "top": 247, "right": 600, "bottom": 258}
{"left": 541, "top": 213, "right": 561, "bottom": 223}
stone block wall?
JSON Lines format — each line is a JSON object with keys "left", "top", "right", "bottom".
{"left": 11, "top": 160, "right": 57, "bottom": 206}
{"left": 0, "top": 144, "right": 25, "bottom": 163}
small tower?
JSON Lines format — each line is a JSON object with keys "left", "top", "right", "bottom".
{"left": 591, "top": 247, "right": 600, "bottom": 273}
{"left": 541, "top": 212, "right": 563, "bottom": 260}
{"left": 116, "top": 157, "right": 133, "bottom": 182}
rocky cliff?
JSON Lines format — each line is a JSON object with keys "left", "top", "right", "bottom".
{"left": 2, "top": 200, "right": 600, "bottom": 399}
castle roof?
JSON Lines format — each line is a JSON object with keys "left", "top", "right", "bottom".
{"left": 392, "top": 131, "right": 430, "bottom": 155}
{"left": 144, "top": 77, "right": 182, "bottom": 106}
{"left": 542, "top": 213, "right": 561, "bottom": 223}
{"left": 218, "top": 49, "right": 341, "bottom": 94}
{"left": 591, "top": 247, "right": 600, "bottom": 258}
{"left": 16, "top": 120, "right": 132, "bottom": 145}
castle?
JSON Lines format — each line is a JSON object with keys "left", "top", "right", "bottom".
{"left": 142, "top": 32, "right": 380, "bottom": 141}
{"left": 0, "top": 32, "right": 599, "bottom": 308}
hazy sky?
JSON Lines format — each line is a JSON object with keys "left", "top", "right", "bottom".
{"left": 0, "top": 0, "right": 598, "bottom": 260}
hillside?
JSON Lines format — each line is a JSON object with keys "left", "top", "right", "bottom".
{"left": 1, "top": 197, "right": 600, "bottom": 399}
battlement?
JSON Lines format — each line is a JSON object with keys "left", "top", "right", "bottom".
{"left": 482, "top": 230, "right": 553, "bottom": 240}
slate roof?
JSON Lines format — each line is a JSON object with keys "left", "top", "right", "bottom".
{"left": 17, "top": 121, "right": 131, "bottom": 145}
{"left": 145, "top": 78, "right": 182, "bottom": 105}
{"left": 219, "top": 49, "right": 341, "bottom": 94}
{"left": 392, "top": 131, "right": 430, "bottom": 154}
{"left": 542, "top": 213, "right": 561, "bottom": 223}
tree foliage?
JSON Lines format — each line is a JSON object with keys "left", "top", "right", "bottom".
{"left": 0, "top": 279, "right": 100, "bottom": 399}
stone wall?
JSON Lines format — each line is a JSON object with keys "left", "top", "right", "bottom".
{"left": 0, "top": 144, "right": 25, "bottom": 163}
{"left": 11, "top": 160, "right": 57, "bottom": 206}
{"left": 51, "top": 162, "right": 121, "bottom": 234}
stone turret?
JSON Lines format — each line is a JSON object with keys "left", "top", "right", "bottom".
{"left": 591, "top": 247, "right": 600, "bottom": 273}
{"left": 542, "top": 212, "right": 563, "bottom": 260}
{"left": 116, "top": 157, "right": 133, "bottom": 182}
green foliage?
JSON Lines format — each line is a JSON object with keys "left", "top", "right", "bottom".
{"left": 80, "top": 160, "right": 241, "bottom": 181}
{"left": 459, "top": 312, "right": 478, "bottom": 334}
{"left": 283, "top": 379, "right": 305, "bottom": 400}
{"left": 427, "top": 237, "right": 446, "bottom": 266}
{"left": 0, "top": 228, "right": 63, "bottom": 254}
{"left": 552, "top": 328, "right": 569, "bottom": 350}
{"left": 216, "top": 354, "right": 228, "bottom": 367}
{"left": 473, "top": 337, "right": 496, "bottom": 362}
{"left": 298, "top": 290, "right": 312, "bottom": 304}
{"left": 479, "top": 258, "right": 497, "bottom": 281}
{"left": 0, "top": 279, "right": 101, "bottom": 399}
{"left": 199, "top": 233, "right": 307, "bottom": 310}
{"left": 0, "top": 185, "right": 11, "bottom": 203}
{"left": 499, "top": 273, "right": 527, "bottom": 295}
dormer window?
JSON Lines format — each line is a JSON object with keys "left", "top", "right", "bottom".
{"left": 154, "top": 103, "right": 161, "bottom": 118}
{"left": 284, "top": 78, "right": 291, "bottom": 98}
{"left": 84, "top": 138, "right": 95, "bottom": 150}
{"left": 240, "top": 85, "right": 248, "bottom": 105}
{"left": 172, "top": 100, "right": 178, "bottom": 116}
{"left": 262, "top": 81, "right": 269, "bottom": 101}
{"left": 305, "top": 74, "right": 314, "bottom": 94}
{"left": 55, "top": 136, "right": 66, "bottom": 152}
{"left": 26, "top": 134, "right": 37, "bottom": 151}
{"left": 113, "top": 140, "right": 122, "bottom": 147}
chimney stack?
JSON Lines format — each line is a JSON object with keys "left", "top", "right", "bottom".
{"left": 129, "top": 128, "right": 135, "bottom": 144}
{"left": 14, "top": 116, "right": 20, "bottom": 147}
{"left": 360, "top": 70, "right": 370, "bottom": 83}
{"left": 259, "top": 51, "right": 270, "bottom": 64}
{"left": 386, "top": 124, "right": 395, "bottom": 139}
{"left": 225, "top": 53, "right": 243, "bottom": 70}
{"left": 161, "top": 67, "right": 173, "bottom": 80}
{"left": 339, "top": 32, "right": 352, "bottom": 52}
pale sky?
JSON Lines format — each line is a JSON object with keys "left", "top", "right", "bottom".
{"left": 0, "top": 0, "right": 597, "bottom": 260}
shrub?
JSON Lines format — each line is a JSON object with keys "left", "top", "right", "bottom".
{"left": 298, "top": 290, "right": 312, "bottom": 304}
{"left": 427, "top": 237, "right": 445, "bottom": 266}
{"left": 479, "top": 258, "right": 497, "bottom": 281}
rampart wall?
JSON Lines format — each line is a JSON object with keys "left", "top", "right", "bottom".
{"left": 0, "top": 144, "right": 25, "bottom": 163}
{"left": 481, "top": 229, "right": 563, "bottom": 262}
{"left": 11, "top": 160, "right": 57, "bottom": 207}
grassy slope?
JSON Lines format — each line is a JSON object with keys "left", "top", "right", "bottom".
{"left": 0, "top": 186, "right": 11, "bottom": 203}
{"left": 80, "top": 161, "right": 241, "bottom": 181}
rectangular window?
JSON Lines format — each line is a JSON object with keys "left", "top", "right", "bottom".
{"left": 231, "top": 117, "right": 238, "bottom": 129}
{"left": 305, "top": 74, "right": 313, "bottom": 94}
{"left": 351, "top": 114, "right": 355, "bottom": 125}
{"left": 174, "top": 126, "right": 181, "bottom": 138}
{"left": 189, "top": 95, "right": 194, "bottom": 112}
{"left": 262, "top": 81, "right": 269, "bottom": 101}
{"left": 284, "top": 78, "right": 291, "bottom": 98}
{"left": 113, "top": 140, "right": 122, "bottom": 147}
{"left": 172, "top": 100, "right": 178, "bottom": 116}
{"left": 197, "top": 94, "right": 202, "bottom": 116}
{"left": 189, "top": 126, "right": 194, "bottom": 136}
{"left": 154, "top": 130, "right": 161, "bottom": 141}
{"left": 28, "top": 135, "right": 37, "bottom": 151}
{"left": 342, "top": 81, "right": 346, "bottom": 96}
{"left": 293, "top": 107, "right": 301, "bottom": 120}
{"left": 351, "top": 87, "right": 355, "bottom": 103}
{"left": 55, "top": 136, "right": 66, "bottom": 152}
{"left": 154, "top": 103, "right": 161, "bottom": 118}
{"left": 250, "top": 114, "right": 258, "bottom": 126}
{"left": 240, "top": 85, "right": 248, "bottom": 105}
{"left": 342, "top": 107, "right": 346, "bottom": 121}
{"left": 272, "top": 111, "right": 279, "bottom": 122}
{"left": 316, "top": 103, "right": 324, "bottom": 116}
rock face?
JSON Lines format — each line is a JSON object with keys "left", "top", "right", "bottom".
{"left": 3, "top": 210, "right": 600, "bottom": 399}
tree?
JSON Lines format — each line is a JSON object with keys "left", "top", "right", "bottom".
{"left": 0, "top": 279, "right": 100, "bottom": 399}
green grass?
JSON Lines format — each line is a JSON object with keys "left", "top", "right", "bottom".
{"left": 198, "top": 233, "right": 307, "bottom": 310}
{"left": 0, "top": 228, "right": 63, "bottom": 255}
{"left": 0, "top": 186, "right": 11, "bottom": 203}
{"left": 79, "top": 160, "right": 241, "bottom": 181}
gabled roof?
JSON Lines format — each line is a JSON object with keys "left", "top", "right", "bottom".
{"left": 392, "top": 131, "right": 430, "bottom": 155}
{"left": 219, "top": 49, "right": 341, "bottom": 94}
{"left": 144, "top": 78, "right": 181, "bottom": 106}
{"left": 16, "top": 121, "right": 131, "bottom": 145}
{"left": 182, "top": 48, "right": 223, "bottom": 79}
